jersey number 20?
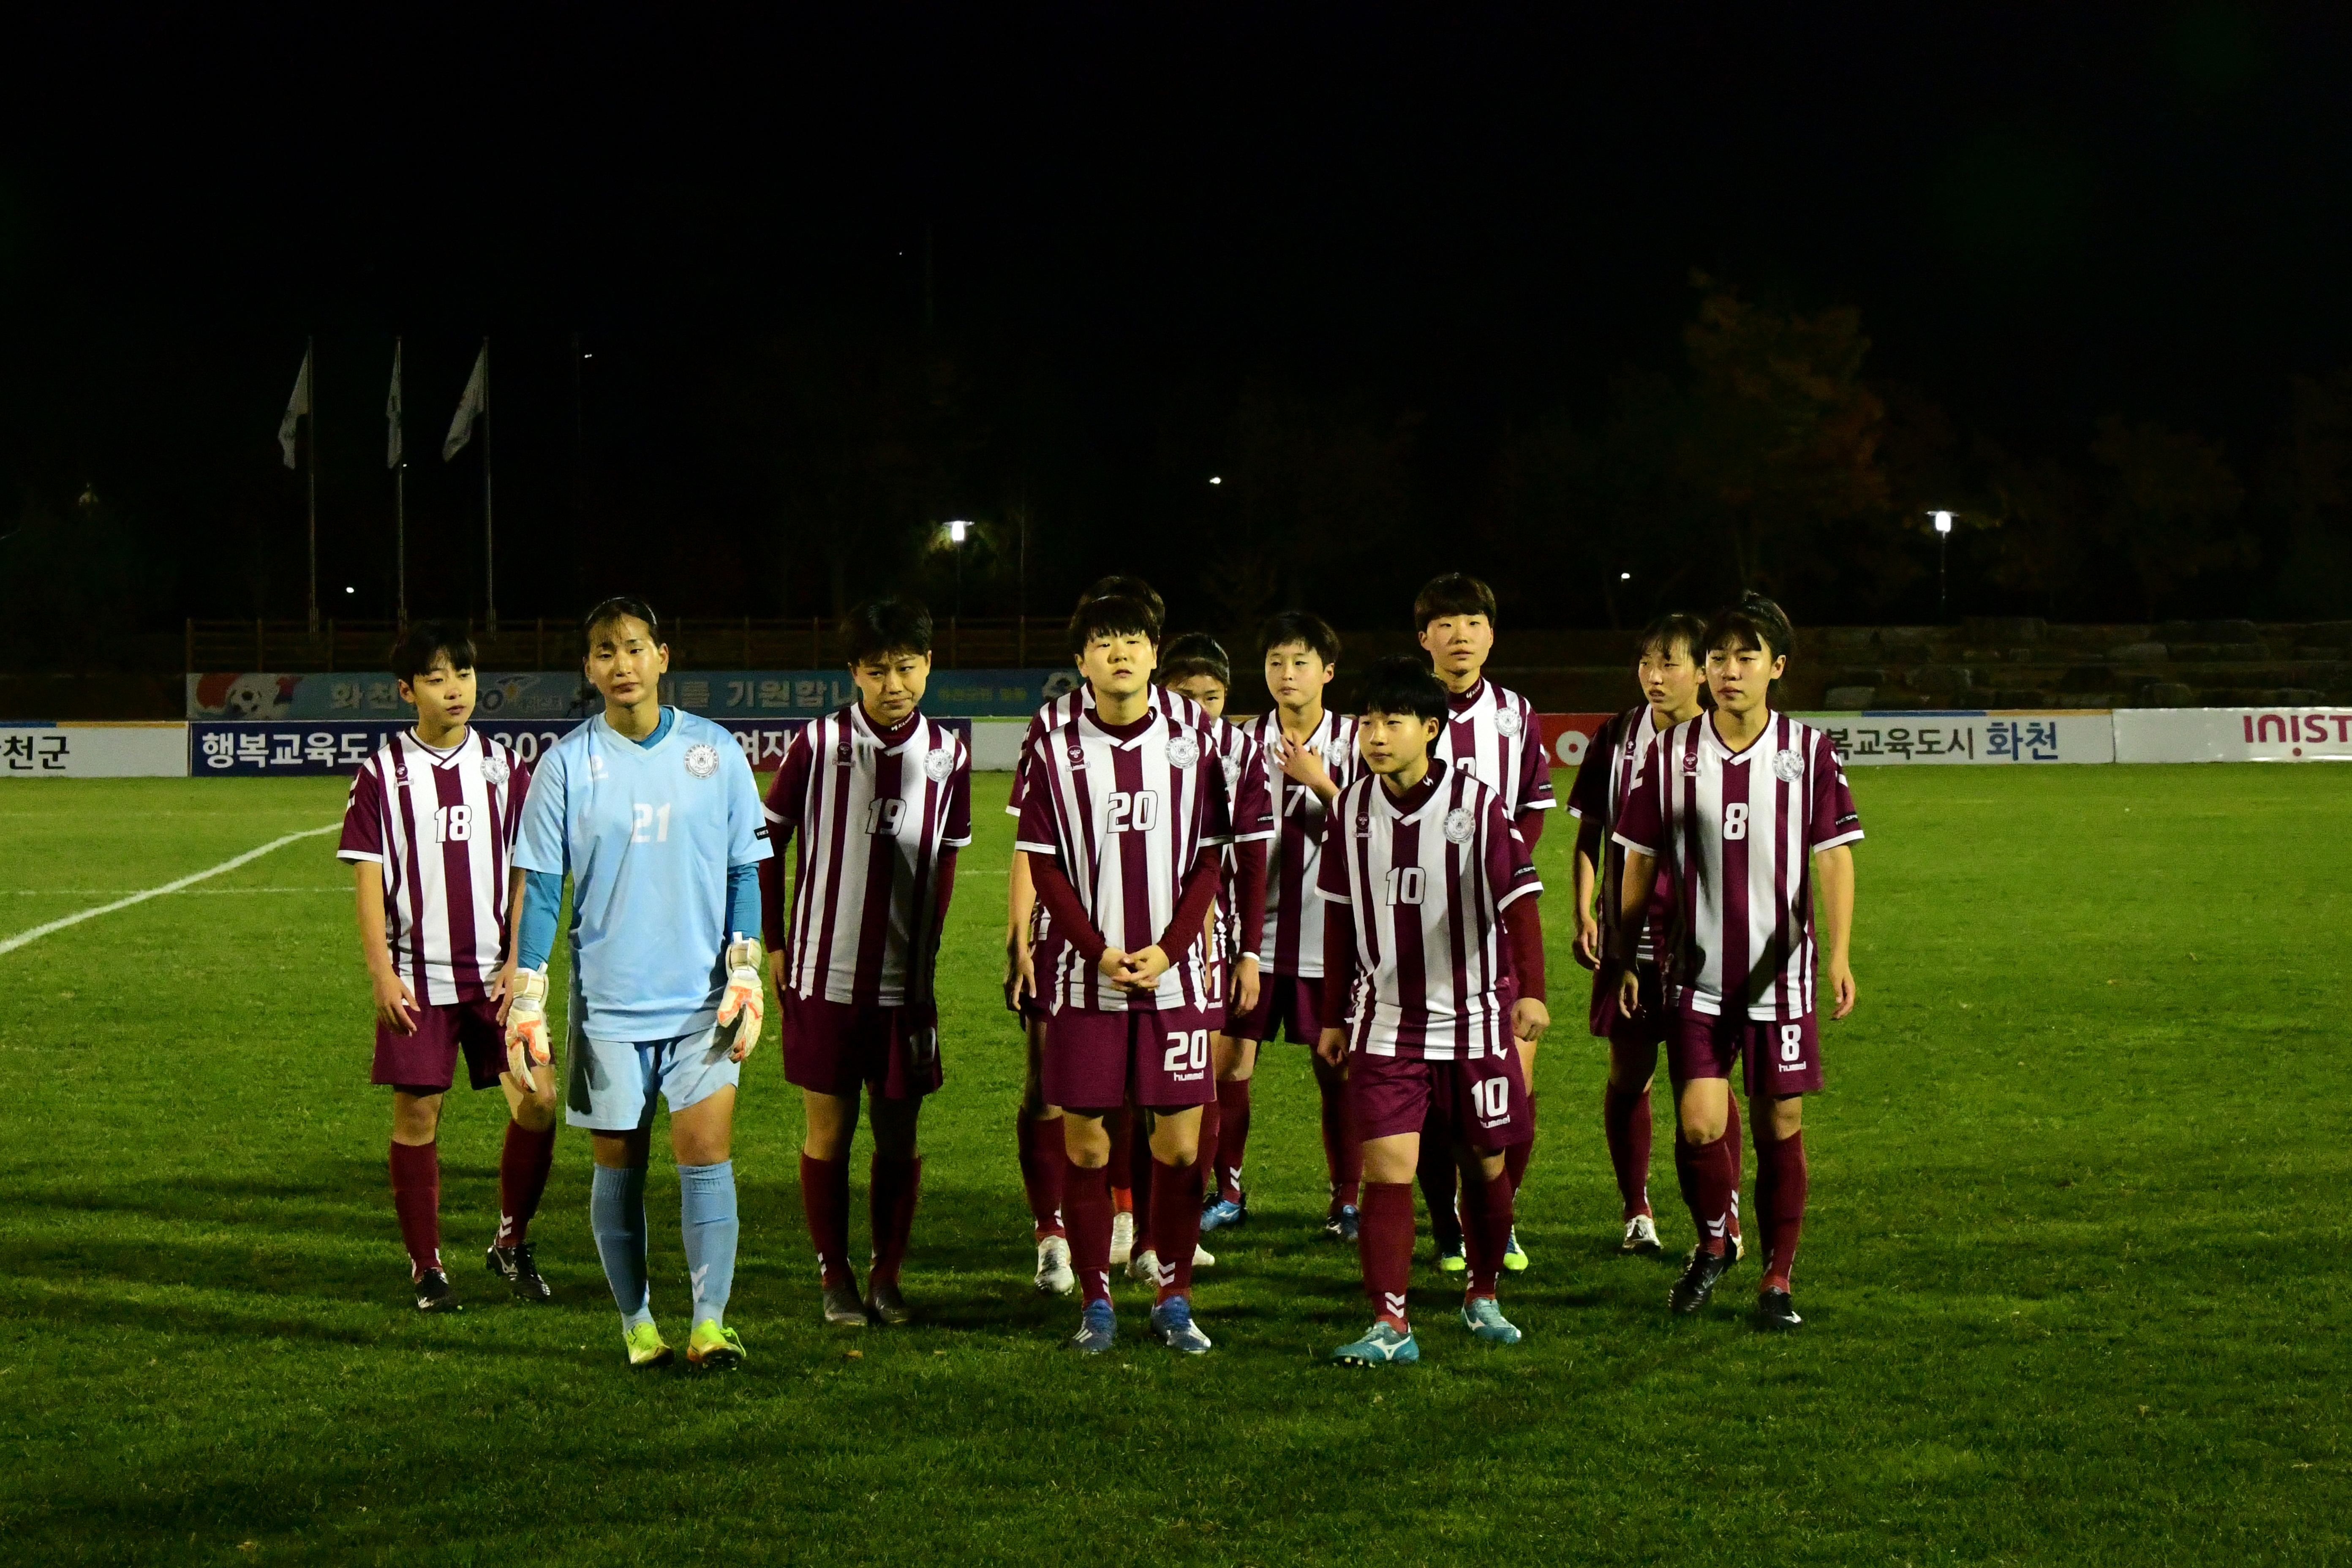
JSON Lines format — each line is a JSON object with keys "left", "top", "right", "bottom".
{"left": 1106, "top": 789, "right": 1161, "bottom": 834}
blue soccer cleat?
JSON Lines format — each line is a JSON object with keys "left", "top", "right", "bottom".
{"left": 1199, "top": 1196, "right": 1247, "bottom": 1234}
{"left": 1461, "top": 1296, "right": 1522, "bottom": 1345}
{"left": 1070, "top": 1299, "right": 1117, "bottom": 1355}
{"left": 1323, "top": 1204, "right": 1359, "bottom": 1243}
{"left": 1331, "top": 1320, "right": 1418, "bottom": 1366}
{"left": 1149, "top": 1294, "right": 1214, "bottom": 1355}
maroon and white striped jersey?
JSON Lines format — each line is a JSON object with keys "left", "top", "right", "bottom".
{"left": 1566, "top": 703, "right": 1674, "bottom": 964}
{"left": 1433, "top": 676, "right": 1555, "bottom": 823}
{"left": 1203, "top": 714, "right": 1277, "bottom": 976}
{"left": 763, "top": 705, "right": 972, "bottom": 1008}
{"left": 337, "top": 729, "right": 529, "bottom": 1005}
{"left": 1612, "top": 711, "right": 1862, "bottom": 1022}
{"left": 1242, "top": 708, "right": 1362, "bottom": 979}
{"left": 1014, "top": 707, "right": 1234, "bottom": 1013}
{"left": 1004, "top": 683, "right": 1211, "bottom": 819}
{"left": 1315, "top": 760, "right": 1541, "bottom": 1061}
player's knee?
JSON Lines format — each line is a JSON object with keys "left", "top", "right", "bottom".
{"left": 1761, "top": 1096, "right": 1803, "bottom": 1140}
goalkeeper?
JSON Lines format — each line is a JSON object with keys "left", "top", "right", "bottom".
{"left": 509, "top": 596, "right": 774, "bottom": 1371}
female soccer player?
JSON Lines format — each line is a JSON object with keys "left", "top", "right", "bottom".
{"left": 506, "top": 597, "right": 772, "bottom": 1369}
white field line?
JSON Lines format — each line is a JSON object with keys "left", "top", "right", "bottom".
{"left": 6, "top": 887, "right": 348, "bottom": 895}
{"left": 0, "top": 824, "right": 340, "bottom": 957}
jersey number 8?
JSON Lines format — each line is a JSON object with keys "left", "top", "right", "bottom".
{"left": 1723, "top": 801, "right": 1749, "bottom": 841}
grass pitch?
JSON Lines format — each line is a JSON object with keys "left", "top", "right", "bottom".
{"left": 0, "top": 765, "right": 2344, "bottom": 1566}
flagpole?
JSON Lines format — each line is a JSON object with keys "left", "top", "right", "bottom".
{"left": 481, "top": 337, "right": 496, "bottom": 636}
{"left": 305, "top": 334, "right": 319, "bottom": 637}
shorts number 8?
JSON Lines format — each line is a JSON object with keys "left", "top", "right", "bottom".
{"left": 1779, "top": 1023, "right": 1804, "bottom": 1063}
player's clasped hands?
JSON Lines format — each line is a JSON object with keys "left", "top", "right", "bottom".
{"left": 1098, "top": 943, "right": 1172, "bottom": 993}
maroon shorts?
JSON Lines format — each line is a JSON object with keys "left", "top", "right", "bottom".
{"left": 1042, "top": 1004, "right": 1221, "bottom": 1112}
{"left": 1668, "top": 1007, "right": 1822, "bottom": 1099}
{"left": 373, "top": 996, "right": 506, "bottom": 1093}
{"left": 1590, "top": 960, "right": 1670, "bottom": 1051}
{"left": 783, "top": 991, "right": 943, "bottom": 1101}
{"left": 1228, "top": 973, "right": 1325, "bottom": 1044}
{"left": 1350, "top": 1047, "right": 1531, "bottom": 1152}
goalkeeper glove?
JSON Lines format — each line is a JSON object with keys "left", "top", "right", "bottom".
{"left": 716, "top": 935, "right": 765, "bottom": 1059}
{"left": 504, "top": 966, "right": 552, "bottom": 1079}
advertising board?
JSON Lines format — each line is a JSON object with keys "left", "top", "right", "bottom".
{"left": 188, "top": 670, "right": 1078, "bottom": 723}
{"left": 2111, "top": 707, "right": 2352, "bottom": 763}
{"left": 185, "top": 717, "right": 971, "bottom": 777}
{"left": 1796, "top": 711, "right": 2115, "bottom": 766}
{"left": 0, "top": 723, "right": 189, "bottom": 779}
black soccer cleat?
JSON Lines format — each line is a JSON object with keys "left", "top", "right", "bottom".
{"left": 1669, "top": 1246, "right": 1731, "bottom": 1316}
{"left": 1323, "top": 1204, "right": 1360, "bottom": 1244}
{"left": 1756, "top": 1288, "right": 1803, "bottom": 1332}
{"left": 486, "top": 1241, "right": 552, "bottom": 1302}
{"left": 414, "top": 1269, "right": 462, "bottom": 1313}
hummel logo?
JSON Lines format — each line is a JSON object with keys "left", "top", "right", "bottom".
{"left": 1704, "top": 1215, "right": 1726, "bottom": 1238}
{"left": 1382, "top": 1291, "right": 1407, "bottom": 1315}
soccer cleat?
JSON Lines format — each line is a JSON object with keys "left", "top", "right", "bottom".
{"left": 1756, "top": 1288, "right": 1803, "bottom": 1332}
{"left": 1331, "top": 1320, "right": 1419, "bottom": 1366}
{"left": 1149, "top": 1294, "right": 1213, "bottom": 1354}
{"left": 1502, "top": 1228, "right": 1530, "bottom": 1272}
{"left": 1108, "top": 1209, "right": 1135, "bottom": 1267}
{"left": 1192, "top": 1241, "right": 1215, "bottom": 1270}
{"left": 686, "top": 1319, "right": 746, "bottom": 1370}
{"left": 1620, "top": 1213, "right": 1662, "bottom": 1255}
{"left": 1127, "top": 1246, "right": 1160, "bottom": 1283}
{"left": 822, "top": 1282, "right": 870, "bottom": 1327}
{"left": 1323, "top": 1204, "right": 1359, "bottom": 1243}
{"left": 1436, "top": 1237, "right": 1467, "bottom": 1274}
{"left": 1461, "top": 1296, "right": 1523, "bottom": 1345}
{"left": 623, "top": 1320, "right": 674, "bottom": 1368}
{"left": 866, "top": 1279, "right": 914, "bottom": 1326}
{"left": 1035, "top": 1234, "right": 1075, "bottom": 1296}
{"left": 1670, "top": 1246, "right": 1732, "bottom": 1315}
{"left": 1070, "top": 1299, "right": 1117, "bottom": 1354}
{"left": 414, "top": 1269, "right": 461, "bottom": 1313}
{"left": 485, "top": 1241, "right": 551, "bottom": 1302}
{"left": 1727, "top": 1223, "right": 1746, "bottom": 1266}
{"left": 1199, "top": 1196, "right": 1247, "bottom": 1233}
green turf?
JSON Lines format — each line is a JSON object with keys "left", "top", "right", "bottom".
{"left": 0, "top": 766, "right": 2344, "bottom": 1565}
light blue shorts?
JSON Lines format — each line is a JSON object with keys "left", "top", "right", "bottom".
{"left": 564, "top": 1013, "right": 741, "bottom": 1132}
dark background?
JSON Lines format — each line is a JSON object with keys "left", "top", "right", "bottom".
{"left": 3, "top": 3, "right": 2349, "bottom": 661}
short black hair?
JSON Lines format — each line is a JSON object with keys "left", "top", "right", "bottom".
{"left": 1637, "top": 612, "right": 1709, "bottom": 664}
{"left": 1702, "top": 593, "right": 1797, "bottom": 664}
{"left": 1258, "top": 610, "right": 1342, "bottom": 665}
{"left": 1068, "top": 594, "right": 1160, "bottom": 660}
{"left": 1413, "top": 572, "right": 1497, "bottom": 629}
{"left": 1160, "top": 632, "right": 1231, "bottom": 690}
{"left": 841, "top": 596, "right": 934, "bottom": 666}
{"left": 1357, "top": 654, "right": 1451, "bottom": 725}
{"left": 389, "top": 621, "right": 476, "bottom": 686}
{"left": 583, "top": 595, "right": 662, "bottom": 651}
{"left": 1078, "top": 575, "right": 1165, "bottom": 642}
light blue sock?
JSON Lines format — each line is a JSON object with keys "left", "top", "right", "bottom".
{"left": 678, "top": 1160, "right": 739, "bottom": 1329}
{"left": 590, "top": 1164, "right": 653, "bottom": 1331}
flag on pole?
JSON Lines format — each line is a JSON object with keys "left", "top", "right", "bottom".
{"left": 386, "top": 339, "right": 404, "bottom": 469}
{"left": 442, "top": 342, "right": 487, "bottom": 461}
{"left": 278, "top": 345, "right": 313, "bottom": 468}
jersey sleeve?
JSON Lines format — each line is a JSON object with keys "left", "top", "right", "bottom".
{"left": 1488, "top": 792, "right": 1543, "bottom": 909}
{"left": 1808, "top": 729, "right": 1864, "bottom": 852}
{"left": 1611, "top": 741, "right": 1665, "bottom": 858}
{"left": 1314, "top": 789, "right": 1355, "bottom": 903}
{"left": 1196, "top": 750, "right": 1234, "bottom": 847}
{"left": 1003, "top": 710, "right": 1050, "bottom": 818}
{"left": 724, "top": 730, "right": 775, "bottom": 865}
{"left": 501, "top": 750, "right": 534, "bottom": 854}
{"left": 1564, "top": 716, "right": 1614, "bottom": 821}
{"left": 1230, "top": 736, "right": 1276, "bottom": 845}
{"left": 944, "top": 737, "right": 974, "bottom": 849}
{"left": 1516, "top": 699, "right": 1557, "bottom": 811}
{"left": 1012, "top": 735, "right": 1061, "bottom": 856}
{"left": 335, "top": 764, "right": 386, "bottom": 863}
{"left": 514, "top": 744, "right": 570, "bottom": 876}
{"left": 763, "top": 724, "right": 813, "bottom": 836}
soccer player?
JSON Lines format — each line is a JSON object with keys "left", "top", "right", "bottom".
{"left": 1414, "top": 573, "right": 1554, "bottom": 1273}
{"left": 338, "top": 621, "right": 556, "bottom": 1312}
{"left": 1318, "top": 658, "right": 1548, "bottom": 1366}
{"left": 1233, "top": 611, "right": 1364, "bottom": 1238}
{"left": 761, "top": 598, "right": 971, "bottom": 1328}
{"left": 507, "top": 597, "right": 773, "bottom": 1369}
{"left": 1566, "top": 613, "right": 1710, "bottom": 1256}
{"left": 1014, "top": 594, "right": 1235, "bottom": 1354}
{"left": 1612, "top": 593, "right": 1861, "bottom": 1331}
{"left": 1155, "top": 632, "right": 1271, "bottom": 1236}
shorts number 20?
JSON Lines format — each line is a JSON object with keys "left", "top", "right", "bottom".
{"left": 1162, "top": 1028, "right": 1210, "bottom": 1075}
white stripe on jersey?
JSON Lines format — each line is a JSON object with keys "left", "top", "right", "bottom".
{"left": 1592, "top": 705, "right": 1662, "bottom": 963}
{"left": 1201, "top": 713, "right": 1275, "bottom": 978}
{"left": 1243, "top": 708, "right": 1361, "bottom": 979}
{"left": 1432, "top": 677, "right": 1555, "bottom": 821}
{"left": 1004, "top": 683, "right": 1211, "bottom": 818}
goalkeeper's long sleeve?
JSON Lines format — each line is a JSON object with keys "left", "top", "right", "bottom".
{"left": 726, "top": 861, "right": 761, "bottom": 943}
{"left": 517, "top": 869, "right": 564, "bottom": 972}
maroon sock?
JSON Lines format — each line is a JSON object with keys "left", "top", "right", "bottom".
{"left": 798, "top": 1152, "right": 854, "bottom": 1289}
{"left": 1675, "top": 1131, "right": 1734, "bottom": 1256}
{"left": 868, "top": 1153, "right": 922, "bottom": 1288}
{"left": 1462, "top": 1162, "right": 1516, "bottom": 1299}
{"left": 1313, "top": 1054, "right": 1361, "bottom": 1210}
{"left": 1215, "top": 1077, "right": 1252, "bottom": 1204}
{"left": 1756, "top": 1126, "right": 1808, "bottom": 1291}
{"left": 1724, "top": 1093, "right": 1745, "bottom": 1245}
{"left": 1503, "top": 1094, "right": 1537, "bottom": 1194}
{"left": 1419, "top": 1138, "right": 1463, "bottom": 1250}
{"left": 1358, "top": 1180, "right": 1414, "bottom": 1329}
{"left": 1150, "top": 1155, "right": 1206, "bottom": 1302}
{"left": 1063, "top": 1153, "right": 1114, "bottom": 1305}
{"left": 1195, "top": 1097, "right": 1222, "bottom": 1206}
{"left": 1017, "top": 1114, "right": 1065, "bottom": 1239}
{"left": 495, "top": 1121, "right": 557, "bottom": 1247}
{"left": 1603, "top": 1083, "right": 1654, "bottom": 1220}
{"left": 388, "top": 1140, "right": 442, "bottom": 1280}
{"left": 1105, "top": 1105, "right": 1134, "bottom": 1190}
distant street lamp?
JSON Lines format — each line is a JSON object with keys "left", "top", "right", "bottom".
{"left": 945, "top": 520, "right": 972, "bottom": 624}
{"left": 1930, "top": 510, "right": 1955, "bottom": 620}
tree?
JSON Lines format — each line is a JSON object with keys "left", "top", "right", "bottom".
{"left": 2088, "top": 416, "right": 2247, "bottom": 620}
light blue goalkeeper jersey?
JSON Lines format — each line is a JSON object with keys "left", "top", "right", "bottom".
{"left": 516, "top": 709, "right": 772, "bottom": 1041}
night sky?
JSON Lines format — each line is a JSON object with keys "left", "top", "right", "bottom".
{"left": 4, "top": 3, "right": 2348, "bottom": 640}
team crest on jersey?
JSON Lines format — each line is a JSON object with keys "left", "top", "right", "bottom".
{"left": 1443, "top": 807, "right": 1476, "bottom": 845}
{"left": 1493, "top": 707, "right": 1522, "bottom": 738}
{"left": 1165, "top": 733, "right": 1200, "bottom": 769}
{"left": 923, "top": 746, "right": 956, "bottom": 782}
{"left": 480, "top": 750, "right": 509, "bottom": 786}
{"left": 1222, "top": 754, "right": 1243, "bottom": 792}
{"left": 683, "top": 742, "right": 721, "bottom": 779}
{"left": 1772, "top": 748, "right": 1805, "bottom": 782}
